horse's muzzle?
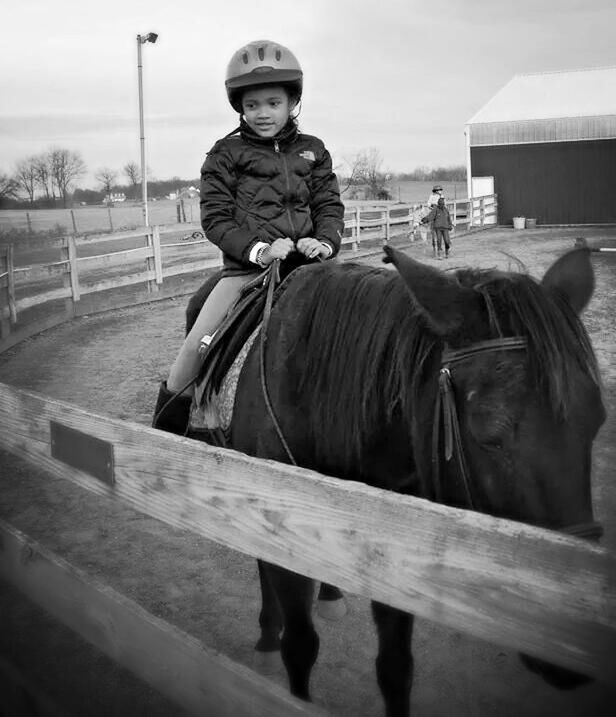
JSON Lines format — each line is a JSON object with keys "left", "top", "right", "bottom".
{"left": 519, "top": 654, "right": 593, "bottom": 689}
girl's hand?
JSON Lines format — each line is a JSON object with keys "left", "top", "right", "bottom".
{"left": 260, "top": 237, "right": 295, "bottom": 265}
{"left": 296, "top": 237, "right": 330, "bottom": 260}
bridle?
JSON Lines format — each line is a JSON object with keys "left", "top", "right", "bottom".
{"left": 258, "top": 264, "right": 602, "bottom": 543}
{"left": 431, "top": 336, "right": 603, "bottom": 542}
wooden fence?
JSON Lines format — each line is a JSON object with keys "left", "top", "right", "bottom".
{"left": 0, "top": 196, "right": 498, "bottom": 351}
{"left": 0, "top": 381, "right": 614, "bottom": 716}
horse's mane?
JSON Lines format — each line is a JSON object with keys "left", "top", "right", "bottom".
{"left": 296, "top": 264, "right": 437, "bottom": 471}
{"left": 294, "top": 261, "right": 600, "bottom": 472}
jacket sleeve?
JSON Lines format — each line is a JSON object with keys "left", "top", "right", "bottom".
{"left": 422, "top": 207, "right": 437, "bottom": 224}
{"left": 309, "top": 145, "right": 345, "bottom": 257}
{"left": 200, "top": 142, "right": 261, "bottom": 263}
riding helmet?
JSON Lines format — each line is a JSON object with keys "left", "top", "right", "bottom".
{"left": 432, "top": 185, "right": 443, "bottom": 192}
{"left": 225, "top": 40, "right": 303, "bottom": 113}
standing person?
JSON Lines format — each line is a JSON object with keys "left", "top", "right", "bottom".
{"left": 423, "top": 184, "right": 443, "bottom": 248}
{"left": 422, "top": 197, "right": 453, "bottom": 259}
{"left": 152, "top": 39, "right": 345, "bottom": 435}
{"left": 426, "top": 184, "right": 443, "bottom": 207}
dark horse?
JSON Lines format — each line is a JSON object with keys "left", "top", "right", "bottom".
{"left": 186, "top": 246, "right": 604, "bottom": 716}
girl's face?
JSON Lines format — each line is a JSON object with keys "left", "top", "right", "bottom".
{"left": 242, "top": 86, "right": 293, "bottom": 138}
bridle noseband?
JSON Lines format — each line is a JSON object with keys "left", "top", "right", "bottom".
{"left": 431, "top": 336, "right": 603, "bottom": 542}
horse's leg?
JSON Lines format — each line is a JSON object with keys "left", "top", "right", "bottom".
{"left": 371, "top": 601, "right": 414, "bottom": 717}
{"left": 254, "top": 559, "right": 283, "bottom": 673}
{"left": 316, "top": 582, "right": 347, "bottom": 621}
{"left": 266, "top": 563, "right": 319, "bottom": 701}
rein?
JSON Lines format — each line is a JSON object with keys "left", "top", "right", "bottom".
{"left": 259, "top": 259, "right": 298, "bottom": 466}
{"left": 431, "top": 335, "right": 603, "bottom": 542}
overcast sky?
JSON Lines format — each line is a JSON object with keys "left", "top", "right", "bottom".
{"left": 2, "top": 0, "right": 615, "bottom": 188}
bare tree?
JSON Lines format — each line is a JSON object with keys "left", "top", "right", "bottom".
{"left": 336, "top": 155, "right": 365, "bottom": 194}
{"left": 49, "top": 148, "right": 86, "bottom": 207}
{"left": 339, "top": 147, "right": 391, "bottom": 200}
{"left": 95, "top": 167, "right": 118, "bottom": 203}
{"left": 14, "top": 157, "right": 38, "bottom": 204}
{"left": 0, "top": 172, "right": 19, "bottom": 201}
{"left": 123, "top": 161, "right": 140, "bottom": 199}
{"left": 33, "top": 152, "right": 54, "bottom": 201}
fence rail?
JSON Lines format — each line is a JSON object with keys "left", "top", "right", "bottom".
{"left": 0, "top": 381, "right": 614, "bottom": 716}
{"left": 0, "top": 382, "right": 614, "bottom": 675}
{"left": 0, "top": 517, "right": 324, "bottom": 717}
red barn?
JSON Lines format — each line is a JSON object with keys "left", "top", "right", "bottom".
{"left": 465, "top": 67, "right": 616, "bottom": 226}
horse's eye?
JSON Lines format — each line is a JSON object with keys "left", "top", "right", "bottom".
{"left": 482, "top": 437, "right": 504, "bottom": 452}
{"left": 469, "top": 411, "right": 512, "bottom": 451}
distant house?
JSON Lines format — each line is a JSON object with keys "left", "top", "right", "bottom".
{"left": 465, "top": 66, "right": 616, "bottom": 225}
{"left": 104, "top": 192, "right": 126, "bottom": 204}
{"left": 178, "top": 186, "right": 200, "bottom": 199}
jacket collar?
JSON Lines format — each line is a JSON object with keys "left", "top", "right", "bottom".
{"left": 238, "top": 118, "right": 298, "bottom": 148}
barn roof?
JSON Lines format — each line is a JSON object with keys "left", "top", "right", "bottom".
{"left": 466, "top": 67, "right": 616, "bottom": 146}
{"left": 467, "top": 67, "right": 616, "bottom": 124}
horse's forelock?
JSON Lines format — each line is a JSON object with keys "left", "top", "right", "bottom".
{"left": 465, "top": 270, "right": 601, "bottom": 417}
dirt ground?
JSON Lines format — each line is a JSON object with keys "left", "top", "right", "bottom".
{"left": 1, "top": 226, "right": 615, "bottom": 717}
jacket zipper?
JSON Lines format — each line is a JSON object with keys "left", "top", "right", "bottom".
{"left": 274, "top": 140, "right": 297, "bottom": 241}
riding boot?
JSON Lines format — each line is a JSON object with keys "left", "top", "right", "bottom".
{"left": 151, "top": 381, "right": 192, "bottom": 436}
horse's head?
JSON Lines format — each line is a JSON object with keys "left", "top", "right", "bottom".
{"left": 384, "top": 245, "right": 605, "bottom": 687}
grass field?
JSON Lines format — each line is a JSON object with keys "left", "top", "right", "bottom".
{"left": 0, "top": 181, "right": 468, "bottom": 236}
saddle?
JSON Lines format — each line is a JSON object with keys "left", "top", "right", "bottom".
{"left": 195, "top": 258, "right": 303, "bottom": 408}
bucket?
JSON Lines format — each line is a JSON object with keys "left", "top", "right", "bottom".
{"left": 512, "top": 216, "right": 525, "bottom": 230}
{"left": 526, "top": 218, "right": 537, "bottom": 229}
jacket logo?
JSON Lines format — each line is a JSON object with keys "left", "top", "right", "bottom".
{"left": 299, "top": 150, "right": 315, "bottom": 162}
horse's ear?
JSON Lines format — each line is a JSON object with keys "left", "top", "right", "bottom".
{"left": 383, "top": 246, "right": 479, "bottom": 335}
{"left": 541, "top": 248, "right": 594, "bottom": 314}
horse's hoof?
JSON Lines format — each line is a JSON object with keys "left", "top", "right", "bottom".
{"left": 253, "top": 649, "right": 283, "bottom": 675}
{"left": 316, "top": 597, "right": 347, "bottom": 621}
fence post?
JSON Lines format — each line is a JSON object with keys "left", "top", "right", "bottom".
{"left": 384, "top": 206, "right": 390, "bottom": 244}
{"left": 70, "top": 210, "right": 78, "bottom": 235}
{"left": 60, "top": 238, "right": 76, "bottom": 320}
{"left": 176, "top": 203, "right": 182, "bottom": 223}
{"left": 6, "top": 245, "right": 16, "bottom": 325}
{"left": 67, "top": 235, "right": 80, "bottom": 302}
{"left": 355, "top": 206, "right": 361, "bottom": 250}
{"left": 145, "top": 228, "right": 158, "bottom": 294}
{"left": 180, "top": 199, "right": 186, "bottom": 223}
{"left": 0, "top": 253, "right": 8, "bottom": 339}
{"left": 107, "top": 207, "right": 114, "bottom": 233}
{"left": 152, "top": 225, "right": 163, "bottom": 285}
{"left": 480, "top": 197, "right": 485, "bottom": 226}
{"left": 26, "top": 212, "right": 32, "bottom": 233}
{"left": 452, "top": 199, "right": 457, "bottom": 228}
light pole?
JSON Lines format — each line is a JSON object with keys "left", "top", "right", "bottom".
{"left": 137, "top": 32, "right": 158, "bottom": 227}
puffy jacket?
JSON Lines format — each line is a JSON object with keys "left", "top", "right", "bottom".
{"left": 200, "top": 119, "right": 345, "bottom": 274}
{"left": 423, "top": 205, "right": 453, "bottom": 230}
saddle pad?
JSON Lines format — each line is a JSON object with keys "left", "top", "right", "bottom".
{"left": 189, "top": 325, "right": 261, "bottom": 432}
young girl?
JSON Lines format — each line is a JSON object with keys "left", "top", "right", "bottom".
{"left": 153, "top": 40, "right": 345, "bottom": 435}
